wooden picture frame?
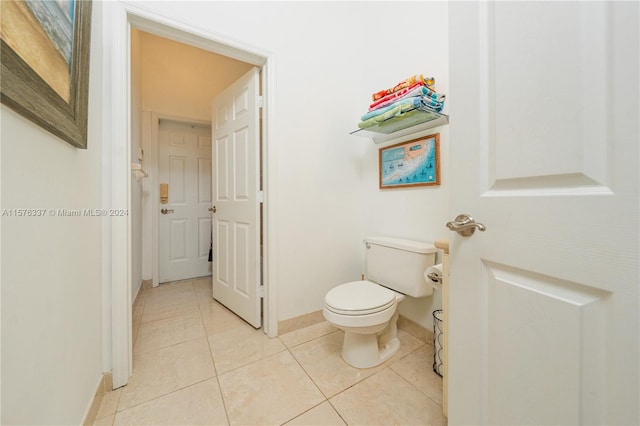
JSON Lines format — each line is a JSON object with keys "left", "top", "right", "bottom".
{"left": 379, "top": 133, "right": 440, "bottom": 189}
{"left": 1, "top": 0, "right": 92, "bottom": 149}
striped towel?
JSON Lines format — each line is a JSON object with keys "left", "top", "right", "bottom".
{"left": 369, "top": 84, "right": 444, "bottom": 112}
{"left": 372, "top": 75, "right": 436, "bottom": 101}
{"left": 358, "top": 97, "right": 445, "bottom": 129}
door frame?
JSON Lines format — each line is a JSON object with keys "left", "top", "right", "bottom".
{"left": 103, "top": 1, "right": 279, "bottom": 389}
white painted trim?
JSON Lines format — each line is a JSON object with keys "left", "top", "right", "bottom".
{"left": 262, "top": 56, "right": 278, "bottom": 337}
{"left": 106, "top": 1, "right": 279, "bottom": 388}
{"left": 121, "top": 1, "right": 269, "bottom": 65}
{"left": 102, "top": 1, "right": 133, "bottom": 389}
{"left": 150, "top": 113, "right": 159, "bottom": 288}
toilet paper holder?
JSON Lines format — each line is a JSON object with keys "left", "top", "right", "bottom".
{"left": 427, "top": 272, "right": 442, "bottom": 283}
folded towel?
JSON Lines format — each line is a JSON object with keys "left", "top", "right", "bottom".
{"left": 358, "top": 97, "right": 445, "bottom": 128}
{"left": 361, "top": 96, "right": 444, "bottom": 121}
{"left": 419, "top": 101, "right": 445, "bottom": 113}
{"left": 360, "top": 96, "right": 423, "bottom": 121}
{"left": 358, "top": 102, "right": 417, "bottom": 129}
{"left": 372, "top": 75, "right": 435, "bottom": 101}
{"left": 370, "top": 85, "right": 444, "bottom": 111}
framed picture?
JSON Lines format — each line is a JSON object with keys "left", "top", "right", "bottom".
{"left": 1, "top": 0, "right": 92, "bottom": 149}
{"left": 379, "top": 133, "right": 440, "bottom": 189}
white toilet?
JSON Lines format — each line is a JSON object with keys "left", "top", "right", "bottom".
{"left": 323, "top": 236, "right": 437, "bottom": 369}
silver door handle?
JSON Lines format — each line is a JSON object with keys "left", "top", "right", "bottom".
{"left": 446, "top": 214, "right": 486, "bottom": 237}
{"left": 208, "top": 206, "right": 216, "bottom": 213}
{"left": 160, "top": 208, "right": 174, "bottom": 215}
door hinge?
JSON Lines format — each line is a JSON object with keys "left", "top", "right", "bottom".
{"left": 258, "top": 285, "right": 265, "bottom": 298}
{"left": 257, "top": 96, "right": 264, "bottom": 108}
{"left": 257, "top": 190, "right": 264, "bottom": 203}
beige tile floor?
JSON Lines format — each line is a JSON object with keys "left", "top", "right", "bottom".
{"left": 94, "top": 277, "right": 446, "bottom": 426}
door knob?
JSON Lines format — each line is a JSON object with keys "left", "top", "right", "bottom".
{"left": 446, "top": 214, "right": 486, "bottom": 237}
{"left": 208, "top": 206, "right": 216, "bottom": 213}
{"left": 160, "top": 208, "right": 174, "bottom": 215}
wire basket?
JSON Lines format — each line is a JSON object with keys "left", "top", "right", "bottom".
{"left": 433, "top": 309, "right": 444, "bottom": 377}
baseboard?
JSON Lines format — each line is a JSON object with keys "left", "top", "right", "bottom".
{"left": 278, "top": 310, "right": 434, "bottom": 345}
{"left": 82, "top": 371, "right": 112, "bottom": 426}
{"left": 142, "top": 279, "right": 153, "bottom": 290}
{"left": 397, "top": 315, "right": 433, "bottom": 345}
{"left": 278, "top": 310, "right": 325, "bottom": 335}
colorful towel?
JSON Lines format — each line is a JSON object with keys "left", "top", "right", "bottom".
{"left": 369, "top": 85, "right": 444, "bottom": 112}
{"left": 358, "top": 103, "right": 418, "bottom": 129}
{"left": 360, "top": 96, "right": 422, "bottom": 121}
{"left": 358, "top": 97, "right": 445, "bottom": 129}
{"left": 372, "top": 75, "right": 435, "bottom": 101}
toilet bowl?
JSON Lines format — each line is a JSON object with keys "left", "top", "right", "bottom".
{"left": 323, "top": 237, "right": 437, "bottom": 369}
{"left": 323, "top": 280, "right": 405, "bottom": 368}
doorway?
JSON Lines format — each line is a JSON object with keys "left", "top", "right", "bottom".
{"left": 131, "top": 30, "right": 254, "bottom": 288}
{"left": 105, "top": 2, "right": 278, "bottom": 389}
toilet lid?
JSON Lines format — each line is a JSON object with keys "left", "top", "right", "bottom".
{"left": 324, "top": 281, "right": 397, "bottom": 316}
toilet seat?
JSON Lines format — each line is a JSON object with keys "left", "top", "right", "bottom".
{"left": 324, "top": 281, "right": 397, "bottom": 316}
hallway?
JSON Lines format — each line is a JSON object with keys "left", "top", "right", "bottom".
{"left": 93, "top": 278, "right": 446, "bottom": 425}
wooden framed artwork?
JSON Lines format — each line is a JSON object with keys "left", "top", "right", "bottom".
{"left": 1, "top": 0, "right": 92, "bottom": 149}
{"left": 379, "top": 133, "right": 440, "bottom": 189}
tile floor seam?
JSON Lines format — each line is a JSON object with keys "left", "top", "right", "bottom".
{"left": 282, "top": 328, "right": 341, "bottom": 350}
{"left": 195, "top": 289, "right": 232, "bottom": 426}
{"left": 325, "top": 398, "right": 350, "bottom": 426}
{"left": 285, "top": 345, "right": 329, "bottom": 401}
{"left": 132, "top": 289, "right": 148, "bottom": 349}
{"left": 120, "top": 282, "right": 218, "bottom": 417}
{"left": 327, "top": 364, "right": 398, "bottom": 402}
{"left": 112, "top": 279, "right": 446, "bottom": 426}
{"left": 388, "top": 357, "right": 444, "bottom": 407}
{"left": 386, "top": 363, "right": 436, "bottom": 398}
{"left": 132, "top": 334, "right": 207, "bottom": 357}
{"left": 136, "top": 310, "right": 202, "bottom": 326}
{"left": 213, "top": 343, "right": 290, "bottom": 378}
{"left": 278, "top": 399, "right": 330, "bottom": 426}
{"left": 94, "top": 389, "right": 123, "bottom": 421}
{"left": 115, "top": 375, "right": 217, "bottom": 415}
{"left": 140, "top": 300, "right": 200, "bottom": 325}
{"left": 139, "top": 310, "right": 202, "bottom": 325}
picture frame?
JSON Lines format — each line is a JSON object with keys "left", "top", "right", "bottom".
{"left": 1, "top": 0, "right": 92, "bottom": 149}
{"left": 379, "top": 133, "right": 440, "bottom": 189}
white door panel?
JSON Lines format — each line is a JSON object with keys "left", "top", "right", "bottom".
{"left": 449, "top": 2, "right": 638, "bottom": 425}
{"left": 211, "top": 67, "right": 261, "bottom": 328}
{"left": 158, "top": 120, "right": 213, "bottom": 283}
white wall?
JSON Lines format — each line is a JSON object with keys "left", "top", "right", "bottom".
{"left": 128, "top": 1, "right": 450, "bottom": 327}
{"left": 357, "top": 2, "right": 450, "bottom": 329}
{"left": 0, "top": 4, "right": 105, "bottom": 423}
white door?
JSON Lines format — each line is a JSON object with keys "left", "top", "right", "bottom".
{"left": 158, "top": 120, "right": 213, "bottom": 283}
{"left": 211, "top": 67, "right": 261, "bottom": 328}
{"left": 448, "top": 2, "right": 638, "bottom": 425}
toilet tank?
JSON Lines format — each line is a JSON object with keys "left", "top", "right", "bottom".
{"left": 365, "top": 236, "right": 437, "bottom": 297}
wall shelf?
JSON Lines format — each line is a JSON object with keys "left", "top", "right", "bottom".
{"left": 351, "top": 107, "right": 449, "bottom": 144}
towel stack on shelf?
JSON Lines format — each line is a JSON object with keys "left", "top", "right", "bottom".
{"left": 358, "top": 74, "right": 446, "bottom": 129}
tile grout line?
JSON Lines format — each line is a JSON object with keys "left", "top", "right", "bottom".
{"left": 112, "top": 281, "right": 219, "bottom": 421}
{"left": 195, "top": 281, "right": 232, "bottom": 426}
{"left": 281, "top": 344, "right": 335, "bottom": 425}
{"left": 117, "top": 279, "right": 443, "bottom": 425}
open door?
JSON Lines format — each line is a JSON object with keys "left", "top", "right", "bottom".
{"left": 448, "top": 2, "right": 638, "bottom": 425}
{"left": 210, "top": 67, "right": 261, "bottom": 328}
